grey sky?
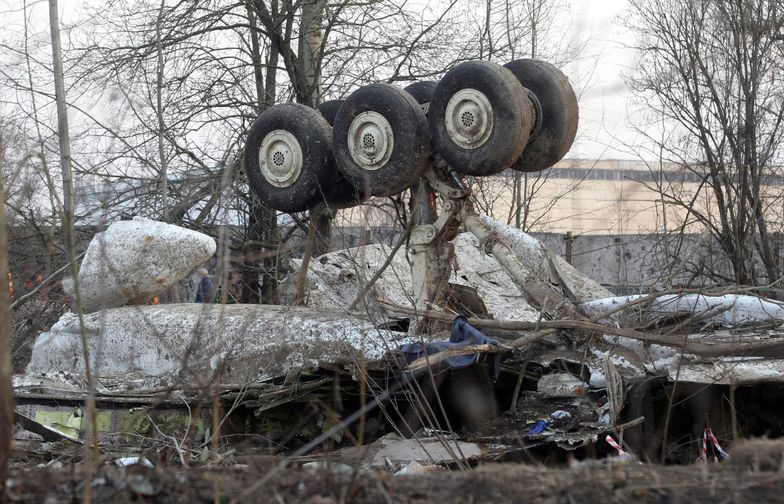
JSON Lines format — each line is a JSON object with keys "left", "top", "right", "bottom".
{"left": 2, "top": 0, "right": 644, "bottom": 162}
{"left": 565, "top": 0, "right": 642, "bottom": 160}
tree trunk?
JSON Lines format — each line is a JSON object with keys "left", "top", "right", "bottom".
{"left": 312, "top": 205, "right": 332, "bottom": 257}
{"left": 298, "top": 0, "right": 331, "bottom": 257}
{"left": 156, "top": 0, "right": 169, "bottom": 222}
{"left": 0, "top": 127, "right": 14, "bottom": 494}
{"left": 241, "top": 2, "right": 279, "bottom": 304}
{"left": 296, "top": 0, "right": 325, "bottom": 107}
{"left": 243, "top": 194, "right": 279, "bottom": 304}
{"left": 49, "top": 0, "right": 75, "bottom": 257}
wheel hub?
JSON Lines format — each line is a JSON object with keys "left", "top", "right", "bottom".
{"left": 347, "top": 111, "right": 394, "bottom": 170}
{"left": 258, "top": 130, "right": 303, "bottom": 188}
{"left": 444, "top": 88, "right": 494, "bottom": 149}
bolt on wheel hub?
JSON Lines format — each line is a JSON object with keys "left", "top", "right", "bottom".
{"left": 259, "top": 130, "right": 303, "bottom": 188}
{"left": 347, "top": 111, "right": 394, "bottom": 170}
{"left": 445, "top": 88, "right": 494, "bottom": 150}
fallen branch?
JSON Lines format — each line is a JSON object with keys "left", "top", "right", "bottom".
{"left": 379, "top": 301, "right": 784, "bottom": 358}
{"left": 404, "top": 344, "right": 497, "bottom": 373}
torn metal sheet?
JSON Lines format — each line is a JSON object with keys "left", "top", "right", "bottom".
{"left": 594, "top": 330, "right": 784, "bottom": 385}
{"left": 582, "top": 293, "right": 784, "bottom": 327}
{"left": 477, "top": 216, "right": 613, "bottom": 302}
{"left": 21, "top": 304, "right": 429, "bottom": 389}
{"left": 14, "top": 402, "right": 206, "bottom": 441}
{"left": 14, "top": 411, "right": 82, "bottom": 443}
{"left": 292, "top": 218, "right": 613, "bottom": 324}
{"left": 671, "top": 358, "right": 784, "bottom": 385}
{"left": 368, "top": 434, "right": 484, "bottom": 468}
{"left": 290, "top": 232, "right": 545, "bottom": 322}
{"left": 62, "top": 217, "right": 216, "bottom": 313}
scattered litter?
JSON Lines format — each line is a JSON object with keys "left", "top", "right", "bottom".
{"left": 605, "top": 435, "right": 632, "bottom": 458}
{"left": 701, "top": 427, "right": 730, "bottom": 462}
{"left": 537, "top": 373, "right": 588, "bottom": 398}
{"left": 115, "top": 457, "right": 154, "bottom": 468}
{"left": 527, "top": 420, "right": 548, "bottom": 435}
{"left": 391, "top": 460, "right": 444, "bottom": 475}
{"left": 302, "top": 461, "right": 355, "bottom": 474}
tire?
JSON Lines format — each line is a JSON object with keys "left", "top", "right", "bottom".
{"left": 333, "top": 83, "right": 431, "bottom": 197}
{"left": 403, "top": 81, "right": 439, "bottom": 221}
{"left": 504, "top": 58, "right": 578, "bottom": 173}
{"left": 317, "top": 99, "right": 343, "bottom": 126}
{"left": 403, "top": 81, "right": 438, "bottom": 108}
{"left": 317, "top": 100, "right": 365, "bottom": 209}
{"left": 428, "top": 60, "right": 532, "bottom": 176}
{"left": 244, "top": 103, "right": 333, "bottom": 213}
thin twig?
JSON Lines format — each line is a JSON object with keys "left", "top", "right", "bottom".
{"left": 10, "top": 251, "right": 86, "bottom": 310}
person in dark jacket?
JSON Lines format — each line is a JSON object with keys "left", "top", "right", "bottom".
{"left": 195, "top": 268, "right": 214, "bottom": 303}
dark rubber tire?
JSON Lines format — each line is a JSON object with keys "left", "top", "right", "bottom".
{"left": 317, "top": 100, "right": 364, "bottom": 209}
{"left": 244, "top": 103, "right": 333, "bottom": 213}
{"left": 333, "top": 83, "right": 431, "bottom": 197}
{"left": 428, "top": 60, "right": 532, "bottom": 176}
{"left": 403, "top": 81, "right": 438, "bottom": 106}
{"left": 403, "top": 81, "right": 439, "bottom": 220}
{"left": 504, "top": 58, "right": 578, "bottom": 173}
{"left": 317, "top": 100, "right": 343, "bottom": 126}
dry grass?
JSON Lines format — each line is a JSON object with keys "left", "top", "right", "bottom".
{"left": 5, "top": 444, "right": 784, "bottom": 503}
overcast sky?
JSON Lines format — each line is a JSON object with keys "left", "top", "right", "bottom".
{"left": 1, "top": 0, "right": 645, "bottom": 161}
{"left": 565, "top": 0, "right": 644, "bottom": 161}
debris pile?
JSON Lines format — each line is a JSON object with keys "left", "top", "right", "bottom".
{"left": 11, "top": 215, "right": 784, "bottom": 472}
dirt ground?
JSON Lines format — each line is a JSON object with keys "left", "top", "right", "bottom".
{"left": 5, "top": 439, "right": 784, "bottom": 503}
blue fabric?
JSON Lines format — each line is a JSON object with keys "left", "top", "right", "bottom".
{"left": 400, "top": 316, "right": 500, "bottom": 379}
{"left": 528, "top": 420, "right": 548, "bottom": 435}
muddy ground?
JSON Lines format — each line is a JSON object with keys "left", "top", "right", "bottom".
{"left": 5, "top": 439, "right": 784, "bottom": 503}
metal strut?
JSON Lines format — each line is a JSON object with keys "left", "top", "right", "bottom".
{"left": 409, "top": 162, "right": 578, "bottom": 334}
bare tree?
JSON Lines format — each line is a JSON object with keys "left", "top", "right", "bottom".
{"left": 627, "top": 0, "right": 784, "bottom": 286}
{"left": 0, "top": 123, "right": 13, "bottom": 495}
{"left": 0, "top": 0, "right": 588, "bottom": 314}
{"left": 48, "top": 0, "right": 75, "bottom": 257}
{"left": 467, "top": 0, "right": 584, "bottom": 232}
{"left": 61, "top": 0, "right": 486, "bottom": 299}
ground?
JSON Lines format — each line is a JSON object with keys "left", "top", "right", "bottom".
{"left": 5, "top": 454, "right": 784, "bottom": 503}
{"left": 6, "top": 439, "right": 784, "bottom": 503}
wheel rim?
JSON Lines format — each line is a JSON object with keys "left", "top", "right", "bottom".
{"left": 258, "top": 130, "right": 303, "bottom": 188}
{"left": 347, "top": 111, "right": 394, "bottom": 171}
{"left": 444, "top": 88, "right": 494, "bottom": 150}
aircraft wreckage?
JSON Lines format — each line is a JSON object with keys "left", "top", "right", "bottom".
{"left": 13, "top": 58, "right": 784, "bottom": 467}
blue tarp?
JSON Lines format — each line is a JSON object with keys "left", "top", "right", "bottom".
{"left": 400, "top": 316, "right": 500, "bottom": 379}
